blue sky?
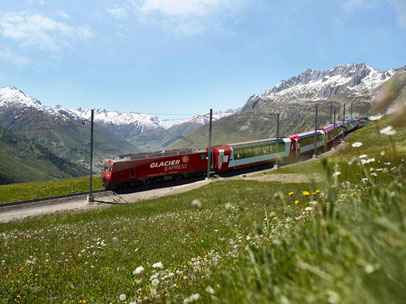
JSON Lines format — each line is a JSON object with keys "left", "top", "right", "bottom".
{"left": 0, "top": 0, "right": 405, "bottom": 121}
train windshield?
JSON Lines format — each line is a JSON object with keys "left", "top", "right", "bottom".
{"left": 103, "top": 163, "right": 111, "bottom": 172}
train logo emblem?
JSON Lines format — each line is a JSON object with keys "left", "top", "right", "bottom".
{"left": 182, "top": 156, "right": 189, "bottom": 164}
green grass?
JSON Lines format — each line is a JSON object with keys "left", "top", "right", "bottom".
{"left": 0, "top": 181, "right": 314, "bottom": 303}
{"left": 0, "top": 175, "right": 103, "bottom": 204}
{"left": 0, "top": 115, "right": 405, "bottom": 303}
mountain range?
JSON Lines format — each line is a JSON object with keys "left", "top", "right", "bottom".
{"left": 171, "top": 63, "right": 406, "bottom": 149}
{"left": 1, "top": 63, "right": 405, "bottom": 184}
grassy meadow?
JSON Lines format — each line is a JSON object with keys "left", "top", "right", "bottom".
{"left": 0, "top": 176, "right": 103, "bottom": 204}
{"left": 0, "top": 116, "right": 405, "bottom": 303}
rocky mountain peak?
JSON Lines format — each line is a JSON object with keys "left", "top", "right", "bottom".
{"left": 243, "top": 63, "right": 398, "bottom": 111}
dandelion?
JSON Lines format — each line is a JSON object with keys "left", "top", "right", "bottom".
{"left": 119, "top": 294, "right": 126, "bottom": 301}
{"left": 205, "top": 286, "right": 215, "bottom": 294}
{"left": 288, "top": 192, "right": 294, "bottom": 196}
{"left": 352, "top": 142, "right": 362, "bottom": 148}
{"left": 380, "top": 126, "right": 396, "bottom": 135}
{"left": 133, "top": 266, "right": 144, "bottom": 275}
{"left": 302, "top": 191, "right": 310, "bottom": 196}
{"left": 191, "top": 199, "right": 202, "bottom": 210}
{"left": 294, "top": 200, "right": 299, "bottom": 204}
{"left": 152, "top": 262, "right": 163, "bottom": 269}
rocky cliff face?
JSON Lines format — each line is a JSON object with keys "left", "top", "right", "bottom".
{"left": 243, "top": 63, "right": 405, "bottom": 112}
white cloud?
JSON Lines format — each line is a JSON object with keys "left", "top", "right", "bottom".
{"left": 343, "top": 0, "right": 378, "bottom": 13}
{"left": 27, "top": 0, "right": 45, "bottom": 5}
{"left": 0, "top": 48, "right": 31, "bottom": 65}
{"left": 137, "top": 0, "right": 220, "bottom": 17}
{"left": 107, "top": 7, "right": 127, "bottom": 18}
{"left": 57, "top": 11, "right": 71, "bottom": 19}
{"left": 0, "top": 11, "right": 93, "bottom": 52}
{"left": 389, "top": 0, "right": 406, "bottom": 30}
{"left": 131, "top": 0, "right": 245, "bottom": 35}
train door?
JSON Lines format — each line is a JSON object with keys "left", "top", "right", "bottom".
{"left": 129, "top": 162, "right": 135, "bottom": 178}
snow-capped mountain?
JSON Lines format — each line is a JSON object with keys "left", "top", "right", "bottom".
{"left": 243, "top": 63, "right": 404, "bottom": 111}
{"left": 0, "top": 86, "right": 169, "bottom": 139}
{"left": 53, "top": 105, "right": 169, "bottom": 139}
{"left": 0, "top": 86, "right": 63, "bottom": 116}
{"left": 174, "top": 108, "right": 239, "bottom": 126}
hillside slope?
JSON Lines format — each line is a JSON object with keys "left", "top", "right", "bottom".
{"left": 0, "top": 127, "right": 88, "bottom": 184}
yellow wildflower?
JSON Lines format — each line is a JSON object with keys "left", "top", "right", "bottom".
{"left": 303, "top": 191, "right": 310, "bottom": 196}
{"left": 350, "top": 192, "right": 357, "bottom": 196}
{"left": 294, "top": 200, "right": 299, "bottom": 204}
{"left": 288, "top": 192, "right": 294, "bottom": 196}
{"left": 330, "top": 185, "right": 336, "bottom": 188}
{"left": 314, "top": 190, "right": 320, "bottom": 193}
{"left": 341, "top": 194, "right": 346, "bottom": 198}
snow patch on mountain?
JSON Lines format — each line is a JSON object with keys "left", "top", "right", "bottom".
{"left": 253, "top": 63, "right": 395, "bottom": 104}
{"left": 174, "top": 109, "right": 239, "bottom": 126}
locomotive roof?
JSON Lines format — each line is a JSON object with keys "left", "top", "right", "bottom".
{"left": 107, "top": 149, "right": 205, "bottom": 162}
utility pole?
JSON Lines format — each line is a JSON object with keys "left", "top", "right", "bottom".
{"left": 330, "top": 103, "right": 333, "bottom": 123}
{"left": 351, "top": 101, "right": 353, "bottom": 117}
{"left": 206, "top": 109, "right": 213, "bottom": 180}
{"left": 87, "top": 109, "right": 94, "bottom": 203}
{"left": 343, "top": 103, "right": 346, "bottom": 139}
{"left": 313, "top": 105, "right": 318, "bottom": 159}
{"left": 275, "top": 113, "right": 280, "bottom": 169}
{"left": 332, "top": 108, "right": 336, "bottom": 150}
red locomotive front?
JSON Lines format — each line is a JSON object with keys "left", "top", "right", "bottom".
{"left": 103, "top": 149, "right": 207, "bottom": 189}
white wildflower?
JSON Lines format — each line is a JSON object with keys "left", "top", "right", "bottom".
{"left": 359, "top": 154, "right": 367, "bottom": 159}
{"left": 184, "top": 293, "right": 200, "bottom": 304}
{"left": 380, "top": 126, "right": 396, "bottom": 135}
{"left": 352, "top": 142, "right": 362, "bottom": 148}
{"left": 332, "top": 171, "right": 341, "bottom": 177}
{"left": 305, "top": 207, "right": 313, "bottom": 211}
{"left": 364, "top": 264, "right": 375, "bottom": 273}
{"left": 205, "top": 286, "right": 215, "bottom": 294}
{"left": 152, "top": 262, "right": 163, "bottom": 269}
{"left": 119, "top": 294, "right": 126, "bottom": 301}
{"left": 369, "top": 114, "right": 383, "bottom": 121}
{"left": 191, "top": 199, "right": 202, "bottom": 210}
{"left": 133, "top": 266, "right": 144, "bottom": 275}
{"left": 380, "top": 151, "right": 385, "bottom": 156}
{"left": 371, "top": 172, "right": 378, "bottom": 176}
{"left": 151, "top": 278, "right": 159, "bottom": 287}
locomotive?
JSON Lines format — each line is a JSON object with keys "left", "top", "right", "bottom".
{"left": 102, "top": 116, "right": 370, "bottom": 189}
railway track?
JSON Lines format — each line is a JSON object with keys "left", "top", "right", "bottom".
{"left": 0, "top": 189, "right": 114, "bottom": 213}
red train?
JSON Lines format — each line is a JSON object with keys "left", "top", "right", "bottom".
{"left": 102, "top": 116, "right": 370, "bottom": 189}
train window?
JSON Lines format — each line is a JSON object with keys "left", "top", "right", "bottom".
{"left": 278, "top": 143, "right": 286, "bottom": 153}
{"left": 261, "top": 145, "right": 270, "bottom": 155}
{"left": 243, "top": 148, "right": 254, "bottom": 158}
{"left": 115, "top": 164, "right": 123, "bottom": 171}
{"left": 254, "top": 147, "right": 261, "bottom": 156}
{"left": 201, "top": 154, "right": 206, "bottom": 161}
{"left": 234, "top": 149, "right": 243, "bottom": 160}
